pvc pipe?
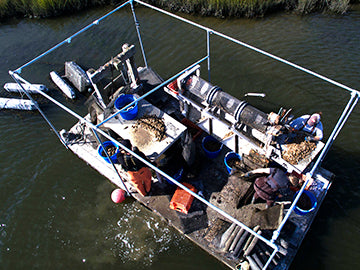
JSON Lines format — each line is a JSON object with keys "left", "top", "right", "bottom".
{"left": 14, "top": 1, "right": 360, "bottom": 262}
{"left": 15, "top": 1, "right": 132, "bottom": 73}
{"left": 96, "top": 56, "right": 209, "bottom": 127}
{"left": 130, "top": 1, "right": 148, "bottom": 68}
{"left": 263, "top": 248, "right": 279, "bottom": 270}
{"left": 9, "top": 70, "right": 278, "bottom": 254}
{"left": 207, "top": 30, "right": 212, "bottom": 83}
{"left": 134, "top": 1, "right": 359, "bottom": 94}
{"left": 271, "top": 174, "right": 311, "bottom": 243}
{"left": 92, "top": 129, "right": 131, "bottom": 195}
{"left": 9, "top": 72, "right": 68, "bottom": 149}
{"left": 310, "top": 91, "right": 359, "bottom": 175}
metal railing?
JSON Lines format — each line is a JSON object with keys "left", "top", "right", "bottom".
{"left": 10, "top": 67, "right": 280, "bottom": 262}
{"left": 96, "top": 56, "right": 209, "bottom": 127}
{"left": 134, "top": 0, "right": 360, "bottom": 243}
{"left": 8, "top": 1, "right": 359, "bottom": 269}
{"left": 14, "top": 1, "right": 132, "bottom": 75}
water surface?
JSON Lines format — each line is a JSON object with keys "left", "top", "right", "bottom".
{"left": 0, "top": 4, "right": 359, "bottom": 270}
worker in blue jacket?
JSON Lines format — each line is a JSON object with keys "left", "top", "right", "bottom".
{"left": 289, "top": 112, "right": 323, "bottom": 141}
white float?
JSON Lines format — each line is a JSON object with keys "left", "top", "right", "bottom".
{"left": 0, "top": 97, "right": 37, "bottom": 110}
{"left": 4, "top": 82, "right": 48, "bottom": 94}
{"left": 50, "top": 71, "right": 76, "bottom": 99}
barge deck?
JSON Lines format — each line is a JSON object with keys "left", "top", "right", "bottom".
{"left": 59, "top": 66, "right": 334, "bottom": 270}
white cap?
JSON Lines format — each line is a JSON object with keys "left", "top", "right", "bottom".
{"left": 308, "top": 113, "right": 320, "bottom": 125}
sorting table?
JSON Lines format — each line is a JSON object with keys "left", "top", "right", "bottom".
{"left": 103, "top": 98, "right": 187, "bottom": 160}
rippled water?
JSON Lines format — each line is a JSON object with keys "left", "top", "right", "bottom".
{"left": 0, "top": 4, "right": 359, "bottom": 270}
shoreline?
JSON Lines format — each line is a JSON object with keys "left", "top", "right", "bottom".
{"left": 0, "top": 0, "right": 359, "bottom": 21}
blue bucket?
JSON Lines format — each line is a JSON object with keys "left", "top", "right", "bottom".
{"left": 97, "top": 141, "right": 120, "bottom": 164}
{"left": 165, "top": 168, "right": 184, "bottom": 185}
{"left": 294, "top": 190, "right": 317, "bottom": 216}
{"left": 224, "top": 152, "right": 242, "bottom": 174}
{"left": 114, "top": 94, "right": 138, "bottom": 120}
{"left": 202, "top": 136, "right": 223, "bottom": 159}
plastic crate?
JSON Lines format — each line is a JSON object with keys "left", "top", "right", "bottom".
{"left": 169, "top": 183, "right": 197, "bottom": 214}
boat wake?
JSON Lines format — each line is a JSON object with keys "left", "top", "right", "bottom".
{"left": 112, "top": 203, "right": 185, "bottom": 265}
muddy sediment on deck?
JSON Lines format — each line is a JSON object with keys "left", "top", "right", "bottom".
{"left": 133, "top": 115, "right": 166, "bottom": 142}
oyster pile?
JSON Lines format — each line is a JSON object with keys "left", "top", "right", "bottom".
{"left": 227, "top": 157, "right": 243, "bottom": 171}
{"left": 282, "top": 141, "right": 317, "bottom": 165}
{"left": 133, "top": 114, "right": 166, "bottom": 141}
{"left": 101, "top": 145, "right": 117, "bottom": 157}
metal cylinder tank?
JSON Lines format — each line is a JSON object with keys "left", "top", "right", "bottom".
{"left": 182, "top": 75, "right": 269, "bottom": 133}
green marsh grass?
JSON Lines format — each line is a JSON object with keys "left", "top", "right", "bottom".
{"left": 0, "top": 0, "right": 110, "bottom": 20}
{"left": 144, "top": 0, "right": 353, "bottom": 17}
{"left": 0, "top": 0, "right": 356, "bottom": 20}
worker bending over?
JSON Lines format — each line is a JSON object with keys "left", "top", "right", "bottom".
{"left": 243, "top": 167, "right": 293, "bottom": 207}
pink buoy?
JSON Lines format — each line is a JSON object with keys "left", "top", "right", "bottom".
{"left": 111, "top": 189, "right": 126, "bottom": 203}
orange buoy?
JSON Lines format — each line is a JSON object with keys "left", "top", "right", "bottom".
{"left": 111, "top": 189, "right": 126, "bottom": 203}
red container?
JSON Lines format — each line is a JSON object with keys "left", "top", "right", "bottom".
{"left": 181, "top": 118, "right": 203, "bottom": 141}
{"left": 167, "top": 80, "right": 179, "bottom": 94}
{"left": 170, "top": 183, "right": 197, "bottom": 214}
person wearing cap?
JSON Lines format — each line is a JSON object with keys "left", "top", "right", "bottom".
{"left": 289, "top": 113, "right": 323, "bottom": 141}
{"left": 117, "top": 139, "right": 152, "bottom": 196}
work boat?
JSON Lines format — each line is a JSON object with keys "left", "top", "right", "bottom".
{"left": 8, "top": 1, "right": 359, "bottom": 269}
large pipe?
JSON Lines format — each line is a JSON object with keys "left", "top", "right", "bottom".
{"left": 181, "top": 75, "right": 269, "bottom": 133}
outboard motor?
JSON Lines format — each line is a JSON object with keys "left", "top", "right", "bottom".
{"left": 181, "top": 75, "right": 270, "bottom": 133}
